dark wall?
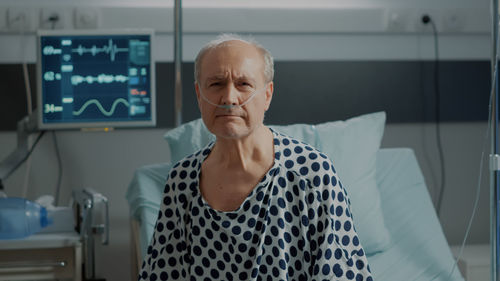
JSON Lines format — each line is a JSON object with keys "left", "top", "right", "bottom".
{"left": 1, "top": 61, "right": 490, "bottom": 131}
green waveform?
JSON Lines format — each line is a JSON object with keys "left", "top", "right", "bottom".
{"left": 73, "top": 98, "right": 130, "bottom": 117}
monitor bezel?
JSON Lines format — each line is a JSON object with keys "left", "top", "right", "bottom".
{"left": 36, "top": 28, "right": 156, "bottom": 130}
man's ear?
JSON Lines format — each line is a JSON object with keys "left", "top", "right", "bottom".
{"left": 264, "top": 81, "right": 274, "bottom": 111}
{"left": 195, "top": 82, "right": 201, "bottom": 110}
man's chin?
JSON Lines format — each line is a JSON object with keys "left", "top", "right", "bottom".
{"left": 213, "top": 124, "right": 250, "bottom": 140}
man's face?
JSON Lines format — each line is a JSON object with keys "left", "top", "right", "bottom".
{"left": 195, "top": 40, "right": 273, "bottom": 140}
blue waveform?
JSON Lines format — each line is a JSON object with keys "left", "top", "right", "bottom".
{"left": 73, "top": 98, "right": 129, "bottom": 117}
{"left": 72, "top": 39, "right": 129, "bottom": 61}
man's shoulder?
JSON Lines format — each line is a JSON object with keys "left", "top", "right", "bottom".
{"left": 272, "top": 130, "right": 336, "bottom": 179}
{"left": 272, "top": 130, "right": 330, "bottom": 161}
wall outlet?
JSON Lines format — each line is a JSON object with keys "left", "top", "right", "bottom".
{"left": 74, "top": 7, "right": 99, "bottom": 29}
{"left": 386, "top": 9, "right": 411, "bottom": 32}
{"left": 415, "top": 11, "right": 439, "bottom": 33}
{"left": 442, "top": 10, "right": 466, "bottom": 32}
{"left": 40, "top": 8, "right": 65, "bottom": 29}
{"left": 7, "top": 7, "right": 34, "bottom": 32}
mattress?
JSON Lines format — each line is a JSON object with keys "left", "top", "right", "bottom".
{"left": 370, "top": 148, "right": 464, "bottom": 281}
{"left": 126, "top": 162, "right": 171, "bottom": 259}
{"left": 126, "top": 148, "right": 464, "bottom": 280}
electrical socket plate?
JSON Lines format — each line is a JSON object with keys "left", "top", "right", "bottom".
{"left": 442, "top": 10, "right": 466, "bottom": 32}
{"left": 386, "top": 9, "right": 412, "bottom": 32}
{"left": 74, "top": 7, "right": 99, "bottom": 29}
{"left": 7, "top": 7, "right": 34, "bottom": 31}
{"left": 414, "top": 10, "right": 439, "bottom": 33}
{"left": 40, "top": 8, "right": 65, "bottom": 29}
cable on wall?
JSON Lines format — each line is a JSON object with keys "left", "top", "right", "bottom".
{"left": 17, "top": 13, "right": 33, "bottom": 198}
{"left": 421, "top": 15, "right": 447, "bottom": 217}
{"left": 0, "top": 130, "right": 48, "bottom": 192}
{"left": 52, "top": 131, "right": 63, "bottom": 206}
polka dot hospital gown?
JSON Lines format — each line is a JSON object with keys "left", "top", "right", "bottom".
{"left": 139, "top": 129, "right": 373, "bottom": 281}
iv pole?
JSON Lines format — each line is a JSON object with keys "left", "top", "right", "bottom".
{"left": 174, "top": 0, "right": 183, "bottom": 127}
{"left": 491, "top": 0, "right": 499, "bottom": 280}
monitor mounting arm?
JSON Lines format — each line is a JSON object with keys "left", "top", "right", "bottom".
{"left": 0, "top": 111, "right": 39, "bottom": 190}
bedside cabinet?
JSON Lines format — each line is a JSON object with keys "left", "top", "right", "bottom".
{"left": 450, "top": 244, "right": 490, "bottom": 281}
{"left": 0, "top": 232, "right": 82, "bottom": 281}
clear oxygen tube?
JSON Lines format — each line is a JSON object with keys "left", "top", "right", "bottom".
{"left": 199, "top": 87, "right": 263, "bottom": 110}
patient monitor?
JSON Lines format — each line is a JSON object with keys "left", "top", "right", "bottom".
{"left": 37, "top": 29, "right": 156, "bottom": 130}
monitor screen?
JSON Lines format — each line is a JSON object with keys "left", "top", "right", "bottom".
{"left": 37, "top": 29, "right": 156, "bottom": 130}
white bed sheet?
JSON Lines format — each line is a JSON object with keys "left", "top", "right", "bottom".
{"left": 369, "top": 148, "right": 464, "bottom": 281}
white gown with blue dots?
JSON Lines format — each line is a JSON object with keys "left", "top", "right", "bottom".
{"left": 139, "top": 129, "right": 374, "bottom": 281}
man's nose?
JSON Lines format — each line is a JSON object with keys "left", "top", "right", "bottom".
{"left": 219, "top": 84, "right": 239, "bottom": 106}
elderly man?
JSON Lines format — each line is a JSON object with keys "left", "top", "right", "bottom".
{"left": 139, "top": 34, "right": 373, "bottom": 281}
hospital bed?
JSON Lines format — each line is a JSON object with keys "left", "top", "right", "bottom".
{"left": 126, "top": 112, "right": 465, "bottom": 281}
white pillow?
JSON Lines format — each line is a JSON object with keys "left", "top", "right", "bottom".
{"left": 315, "top": 111, "right": 391, "bottom": 254}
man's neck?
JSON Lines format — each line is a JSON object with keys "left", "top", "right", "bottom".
{"left": 209, "top": 125, "right": 274, "bottom": 171}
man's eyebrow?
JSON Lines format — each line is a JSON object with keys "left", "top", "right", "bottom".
{"left": 206, "top": 75, "right": 226, "bottom": 81}
{"left": 205, "top": 74, "right": 256, "bottom": 83}
{"left": 235, "top": 75, "right": 255, "bottom": 81}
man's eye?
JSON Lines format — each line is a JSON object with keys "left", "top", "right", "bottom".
{"left": 209, "top": 82, "right": 221, "bottom": 87}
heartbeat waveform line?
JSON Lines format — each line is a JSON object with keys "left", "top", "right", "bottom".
{"left": 72, "top": 39, "right": 129, "bottom": 61}
{"left": 71, "top": 74, "right": 129, "bottom": 86}
{"left": 73, "top": 98, "right": 130, "bottom": 117}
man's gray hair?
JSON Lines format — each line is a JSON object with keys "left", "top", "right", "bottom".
{"left": 194, "top": 33, "right": 274, "bottom": 83}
